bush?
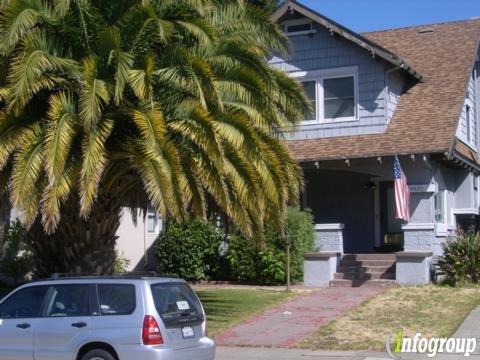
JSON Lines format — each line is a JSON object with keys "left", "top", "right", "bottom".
{"left": 156, "top": 219, "right": 223, "bottom": 282}
{"left": 437, "top": 231, "right": 480, "bottom": 286}
{"left": 0, "top": 219, "right": 33, "bottom": 284}
{"left": 113, "top": 250, "right": 131, "bottom": 273}
{"left": 227, "top": 207, "right": 315, "bottom": 285}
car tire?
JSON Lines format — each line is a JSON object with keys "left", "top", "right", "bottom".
{"left": 80, "top": 349, "right": 116, "bottom": 360}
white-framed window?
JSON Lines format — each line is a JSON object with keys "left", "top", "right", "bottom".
{"left": 474, "top": 174, "right": 479, "bottom": 208}
{"left": 466, "top": 104, "right": 472, "bottom": 143}
{"left": 294, "top": 67, "right": 359, "bottom": 124}
{"left": 146, "top": 205, "right": 161, "bottom": 234}
{"left": 434, "top": 189, "right": 446, "bottom": 223}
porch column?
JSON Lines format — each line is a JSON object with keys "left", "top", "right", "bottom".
{"left": 396, "top": 223, "right": 434, "bottom": 285}
{"left": 314, "top": 223, "right": 344, "bottom": 253}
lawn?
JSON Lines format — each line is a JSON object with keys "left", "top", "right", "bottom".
{"left": 298, "top": 286, "right": 480, "bottom": 351}
{"left": 196, "top": 288, "right": 294, "bottom": 336}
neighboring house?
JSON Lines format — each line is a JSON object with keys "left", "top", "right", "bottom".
{"left": 272, "top": 1, "right": 480, "bottom": 286}
{"left": 116, "top": 206, "right": 162, "bottom": 271}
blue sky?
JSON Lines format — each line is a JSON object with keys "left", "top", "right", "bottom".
{"left": 296, "top": 0, "right": 480, "bottom": 32}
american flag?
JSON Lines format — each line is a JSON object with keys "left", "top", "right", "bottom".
{"left": 394, "top": 155, "right": 410, "bottom": 221}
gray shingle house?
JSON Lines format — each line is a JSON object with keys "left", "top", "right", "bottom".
{"left": 272, "top": 1, "right": 480, "bottom": 286}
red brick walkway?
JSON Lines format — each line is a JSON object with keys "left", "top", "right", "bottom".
{"left": 214, "top": 286, "right": 385, "bottom": 348}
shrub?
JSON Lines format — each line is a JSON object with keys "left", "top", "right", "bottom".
{"left": 156, "top": 219, "right": 223, "bottom": 282}
{"left": 0, "top": 219, "right": 33, "bottom": 284}
{"left": 227, "top": 207, "right": 315, "bottom": 285}
{"left": 437, "top": 231, "right": 480, "bottom": 286}
{"left": 113, "top": 250, "right": 131, "bottom": 273}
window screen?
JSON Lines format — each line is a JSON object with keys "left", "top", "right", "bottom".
{"left": 324, "top": 76, "right": 355, "bottom": 119}
{"left": 98, "top": 284, "right": 136, "bottom": 315}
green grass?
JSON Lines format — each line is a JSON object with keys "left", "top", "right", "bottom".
{"left": 196, "top": 289, "right": 295, "bottom": 336}
{"left": 298, "top": 285, "right": 480, "bottom": 351}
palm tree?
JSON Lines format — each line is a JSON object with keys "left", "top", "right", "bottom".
{"left": 0, "top": 0, "right": 309, "bottom": 276}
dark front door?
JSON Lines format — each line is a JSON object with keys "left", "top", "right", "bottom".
{"left": 380, "top": 181, "right": 404, "bottom": 250}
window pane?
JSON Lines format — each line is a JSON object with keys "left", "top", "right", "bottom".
{"left": 0, "top": 286, "right": 48, "bottom": 319}
{"left": 287, "top": 23, "right": 311, "bottom": 33}
{"left": 151, "top": 283, "right": 203, "bottom": 328}
{"left": 98, "top": 284, "right": 135, "bottom": 316}
{"left": 434, "top": 190, "right": 444, "bottom": 223}
{"left": 46, "top": 285, "right": 89, "bottom": 317}
{"left": 466, "top": 105, "right": 471, "bottom": 142}
{"left": 147, "top": 215, "right": 157, "bottom": 233}
{"left": 301, "top": 81, "right": 316, "bottom": 120}
{"left": 324, "top": 77, "right": 354, "bottom": 99}
{"left": 324, "top": 98, "right": 355, "bottom": 119}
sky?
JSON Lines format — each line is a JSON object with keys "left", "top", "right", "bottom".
{"left": 296, "top": 0, "right": 480, "bottom": 33}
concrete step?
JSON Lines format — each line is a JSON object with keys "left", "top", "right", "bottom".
{"left": 339, "top": 260, "right": 396, "bottom": 267}
{"left": 342, "top": 254, "right": 397, "bottom": 261}
{"left": 333, "top": 272, "right": 395, "bottom": 280}
{"left": 337, "top": 265, "right": 396, "bottom": 273}
{"left": 329, "top": 279, "right": 396, "bottom": 287}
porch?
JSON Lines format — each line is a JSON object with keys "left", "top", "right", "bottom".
{"left": 301, "top": 157, "right": 436, "bottom": 286}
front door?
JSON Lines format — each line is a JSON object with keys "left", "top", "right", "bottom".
{"left": 380, "top": 181, "right": 404, "bottom": 249}
{"left": 34, "top": 284, "right": 91, "bottom": 360}
{"left": 0, "top": 286, "right": 49, "bottom": 360}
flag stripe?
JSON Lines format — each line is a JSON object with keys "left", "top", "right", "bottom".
{"left": 394, "top": 155, "right": 410, "bottom": 221}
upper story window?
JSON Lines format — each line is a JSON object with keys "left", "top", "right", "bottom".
{"left": 295, "top": 67, "right": 358, "bottom": 124}
{"left": 147, "top": 204, "right": 161, "bottom": 234}
{"left": 324, "top": 77, "right": 356, "bottom": 119}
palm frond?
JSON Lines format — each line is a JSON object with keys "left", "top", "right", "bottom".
{"left": 10, "top": 122, "right": 44, "bottom": 209}
{"left": 0, "top": 0, "right": 54, "bottom": 55}
{"left": 79, "top": 117, "right": 113, "bottom": 217}
{"left": 41, "top": 159, "right": 78, "bottom": 232}
{"left": 44, "top": 92, "right": 77, "bottom": 183}
{"left": 79, "top": 56, "right": 110, "bottom": 128}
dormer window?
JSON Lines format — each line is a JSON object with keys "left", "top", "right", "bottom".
{"left": 294, "top": 67, "right": 359, "bottom": 124}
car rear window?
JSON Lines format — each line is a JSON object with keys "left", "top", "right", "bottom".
{"left": 151, "top": 283, "right": 204, "bottom": 328}
{"left": 98, "top": 284, "right": 136, "bottom": 315}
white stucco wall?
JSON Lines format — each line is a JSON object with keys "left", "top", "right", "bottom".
{"left": 115, "top": 208, "right": 162, "bottom": 271}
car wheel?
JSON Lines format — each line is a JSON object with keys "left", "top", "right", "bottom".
{"left": 80, "top": 349, "right": 116, "bottom": 360}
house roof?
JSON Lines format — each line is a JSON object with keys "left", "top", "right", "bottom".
{"left": 272, "top": 0, "right": 423, "bottom": 81}
{"left": 285, "top": 19, "right": 480, "bottom": 164}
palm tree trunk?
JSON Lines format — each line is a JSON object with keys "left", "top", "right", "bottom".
{"left": 25, "top": 191, "right": 123, "bottom": 278}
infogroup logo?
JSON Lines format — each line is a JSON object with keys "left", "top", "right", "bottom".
{"left": 386, "top": 330, "right": 477, "bottom": 359}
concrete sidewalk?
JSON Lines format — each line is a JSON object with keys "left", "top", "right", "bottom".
{"left": 215, "top": 286, "right": 385, "bottom": 348}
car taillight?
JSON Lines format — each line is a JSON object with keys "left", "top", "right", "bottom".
{"left": 142, "top": 315, "right": 164, "bottom": 345}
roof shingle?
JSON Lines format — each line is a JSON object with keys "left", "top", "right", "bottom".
{"left": 286, "top": 19, "right": 480, "bottom": 163}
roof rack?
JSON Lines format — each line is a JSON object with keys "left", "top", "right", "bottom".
{"left": 47, "top": 271, "right": 180, "bottom": 280}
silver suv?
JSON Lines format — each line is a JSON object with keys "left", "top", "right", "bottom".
{"left": 0, "top": 276, "right": 215, "bottom": 360}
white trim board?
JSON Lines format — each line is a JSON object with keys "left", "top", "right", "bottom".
{"left": 315, "top": 223, "right": 345, "bottom": 231}
{"left": 402, "top": 223, "right": 435, "bottom": 231}
{"left": 453, "top": 208, "right": 480, "bottom": 215}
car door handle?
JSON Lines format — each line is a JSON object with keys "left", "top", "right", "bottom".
{"left": 16, "top": 323, "right": 31, "bottom": 329}
{"left": 71, "top": 321, "right": 87, "bottom": 328}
